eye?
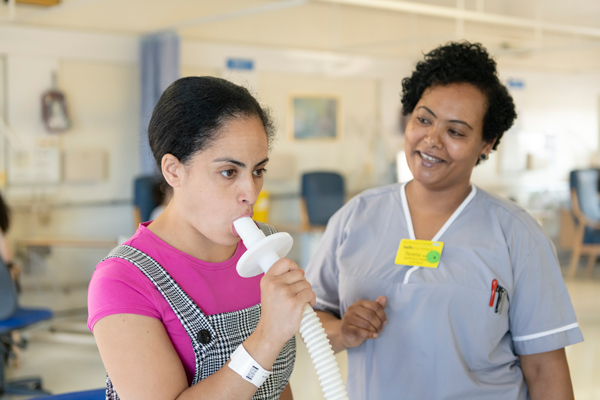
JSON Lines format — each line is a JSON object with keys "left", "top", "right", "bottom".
{"left": 253, "top": 168, "right": 267, "bottom": 177}
{"left": 416, "top": 116, "right": 429, "bottom": 125}
{"left": 449, "top": 129, "right": 464, "bottom": 137}
{"left": 221, "top": 169, "right": 236, "bottom": 178}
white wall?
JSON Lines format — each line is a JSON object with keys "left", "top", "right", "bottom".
{"left": 471, "top": 69, "right": 600, "bottom": 208}
{"left": 1, "top": 26, "right": 139, "bottom": 288}
{"left": 3, "top": 24, "right": 600, "bottom": 288}
{"left": 1, "top": 25, "right": 412, "bottom": 288}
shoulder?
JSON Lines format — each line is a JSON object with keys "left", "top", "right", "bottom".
{"left": 354, "top": 182, "right": 403, "bottom": 203}
{"left": 472, "top": 186, "right": 548, "bottom": 245}
{"left": 91, "top": 254, "right": 153, "bottom": 293}
{"left": 323, "top": 183, "right": 403, "bottom": 237}
{"left": 88, "top": 249, "right": 162, "bottom": 330}
{"left": 338, "top": 183, "right": 403, "bottom": 217}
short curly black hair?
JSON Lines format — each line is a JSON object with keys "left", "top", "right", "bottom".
{"left": 401, "top": 41, "right": 516, "bottom": 151}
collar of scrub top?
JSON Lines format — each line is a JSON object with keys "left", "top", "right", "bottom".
{"left": 400, "top": 181, "right": 477, "bottom": 284}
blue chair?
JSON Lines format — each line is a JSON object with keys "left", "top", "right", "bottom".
{"left": 300, "top": 172, "right": 345, "bottom": 230}
{"left": 567, "top": 168, "right": 600, "bottom": 278}
{"left": 133, "top": 174, "right": 163, "bottom": 228}
{"left": 0, "top": 258, "right": 53, "bottom": 396}
{"left": 33, "top": 388, "right": 106, "bottom": 399}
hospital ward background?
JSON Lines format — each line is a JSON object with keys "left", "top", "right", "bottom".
{"left": 1, "top": 0, "right": 600, "bottom": 398}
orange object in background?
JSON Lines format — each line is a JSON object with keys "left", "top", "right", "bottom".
{"left": 253, "top": 190, "right": 270, "bottom": 223}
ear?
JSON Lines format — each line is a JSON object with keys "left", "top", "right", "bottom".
{"left": 481, "top": 138, "right": 497, "bottom": 159}
{"left": 161, "top": 154, "right": 183, "bottom": 188}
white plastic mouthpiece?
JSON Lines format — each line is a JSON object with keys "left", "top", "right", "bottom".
{"left": 234, "top": 217, "right": 293, "bottom": 277}
{"left": 233, "top": 217, "right": 265, "bottom": 248}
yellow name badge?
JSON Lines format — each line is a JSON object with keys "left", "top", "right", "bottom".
{"left": 395, "top": 239, "right": 444, "bottom": 268}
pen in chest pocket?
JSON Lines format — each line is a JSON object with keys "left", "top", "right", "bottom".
{"left": 495, "top": 286, "right": 507, "bottom": 315}
{"left": 489, "top": 279, "right": 507, "bottom": 315}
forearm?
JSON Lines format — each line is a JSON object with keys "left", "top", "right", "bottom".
{"left": 316, "top": 311, "right": 346, "bottom": 353}
{"left": 521, "top": 349, "right": 574, "bottom": 400}
{"left": 176, "top": 363, "right": 257, "bottom": 400}
{"left": 177, "top": 324, "right": 286, "bottom": 400}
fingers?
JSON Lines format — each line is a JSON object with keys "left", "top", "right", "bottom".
{"left": 350, "top": 306, "right": 385, "bottom": 333}
{"left": 353, "top": 300, "right": 387, "bottom": 329}
{"left": 266, "top": 258, "right": 299, "bottom": 277}
{"left": 261, "top": 258, "right": 315, "bottom": 308}
{"left": 343, "top": 323, "right": 380, "bottom": 341}
{"left": 340, "top": 297, "right": 388, "bottom": 348}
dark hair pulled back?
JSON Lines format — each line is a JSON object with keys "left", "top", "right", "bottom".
{"left": 148, "top": 76, "right": 275, "bottom": 168}
{"left": 401, "top": 41, "right": 517, "bottom": 150}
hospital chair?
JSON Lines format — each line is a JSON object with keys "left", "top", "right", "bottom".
{"left": 133, "top": 174, "right": 162, "bottom": 228}
{"left": 567, "top": 168, "right": 600, "bottom": 278}
{"left": 300, "top": 172, "right": 346, "bottom": 231}
{"left": 0, "top": 257, "right": 53, "bottom": 396}
{"left": 34, "top": 388, "right": 106, "bottom": 399}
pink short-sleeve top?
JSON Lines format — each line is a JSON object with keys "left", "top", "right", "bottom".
{"left": 87, "top": 222, "right": 263, "bottom": 384}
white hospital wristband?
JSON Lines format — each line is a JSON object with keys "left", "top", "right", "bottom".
{"left": 228, "top": 344, "right": 271, "bottom": 388}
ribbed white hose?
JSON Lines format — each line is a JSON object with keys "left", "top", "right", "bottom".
{"left": 299, "top": 304, "right": 349, "bottom": 400}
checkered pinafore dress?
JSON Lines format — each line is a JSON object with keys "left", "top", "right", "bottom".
{"left": 101, "top": 222, "right": 296, "bottom": 400}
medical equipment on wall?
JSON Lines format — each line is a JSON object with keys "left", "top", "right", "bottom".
{"left": 233, "top": 217, "right": 349, "bottom": 400}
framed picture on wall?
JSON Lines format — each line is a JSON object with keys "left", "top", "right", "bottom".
{"left": 289, "top": 95, "right": 340, "bottom": 140}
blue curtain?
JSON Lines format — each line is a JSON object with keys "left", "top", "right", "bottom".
{"left": 139, "top": 31, "right": 180, "bottom": 175}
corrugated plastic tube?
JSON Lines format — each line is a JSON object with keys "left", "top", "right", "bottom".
{"left": 234, "top": 217, "right": 349, "bottom": 400}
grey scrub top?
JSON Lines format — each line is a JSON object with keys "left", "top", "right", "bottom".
{"left": 305, "top": 182, "right": 583, "bottom": 400}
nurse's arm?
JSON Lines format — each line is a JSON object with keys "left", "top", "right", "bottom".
{"left": 316, "top": 311, "right": 347, "bottom": 353}
{"left": 93, "top": 313, "right": 282, "bottom": 400}
{"left": 519, "top": 348, "right": 574, "bottom": 400}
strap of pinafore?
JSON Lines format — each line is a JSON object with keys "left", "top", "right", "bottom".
{"left": 103, "top": 245, "right": 213, "bottom": 383}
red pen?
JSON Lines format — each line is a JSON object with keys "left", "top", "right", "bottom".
{"left": 489, "top": 279, "right": 498, "bottom": 307}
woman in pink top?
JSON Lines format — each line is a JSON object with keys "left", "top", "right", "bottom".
{"left": 88, "top": 77, "right": 315, "bottom": 400}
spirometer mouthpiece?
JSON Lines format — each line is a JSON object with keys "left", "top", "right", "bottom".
{"left": 234, "top": 217, "right": 293, "bottom": 277}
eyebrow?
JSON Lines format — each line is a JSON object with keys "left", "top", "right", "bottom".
{"left": 213, "top": 157, "right": 269, "bottom": 168}
{"left": 416, "top": 106, "right": 473, "bottom": 130}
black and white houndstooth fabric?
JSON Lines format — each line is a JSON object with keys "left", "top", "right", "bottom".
{"left": 100, "top": 222, "right": 295, "bottom": 400}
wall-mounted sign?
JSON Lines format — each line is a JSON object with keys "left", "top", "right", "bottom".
{"left": 506, "top": 78, "right": 525, "bottom": 90}
{"left": 226, "top": 58, "right": 254, "bottom": 71}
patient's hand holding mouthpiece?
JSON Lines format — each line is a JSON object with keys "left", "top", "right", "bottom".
{"left": 258, "top": 257, "right": 316, "bottom": 346}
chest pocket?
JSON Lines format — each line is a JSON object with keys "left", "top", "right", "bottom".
{"left": 101, "top": 245, "right": 295, "bottom": 400}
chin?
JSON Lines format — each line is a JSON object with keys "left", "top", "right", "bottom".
{"left": 217, "top": 232, "right": 242, "bottom": 247}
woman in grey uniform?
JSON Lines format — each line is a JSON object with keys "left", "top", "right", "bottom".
{"left": 306, "top": 42, "right": 582, "bottom": 400}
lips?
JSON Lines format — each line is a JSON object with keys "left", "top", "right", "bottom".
{"left": 418, "top": 151, "right": 444, "bottom": 164}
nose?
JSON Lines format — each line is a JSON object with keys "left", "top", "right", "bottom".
{"left": 424, "top": 126, "right": 442, "bottom": 148}
{"left": 238, "top": 173, "right": 260, "bottom": 206}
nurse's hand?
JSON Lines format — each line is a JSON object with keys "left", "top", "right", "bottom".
{"left": 341, "top": 296, "right": 387, "bottom": 349}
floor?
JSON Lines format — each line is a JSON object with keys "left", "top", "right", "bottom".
{"left": 2, "top": 270, "right": 600, "bottom": 399}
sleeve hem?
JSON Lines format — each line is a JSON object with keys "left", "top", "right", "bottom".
{"left": 315, "top": 298, "right": 340, "bottom": 310}
{"left": 513, "top": 322, "right": 580, "bottom": 342}
{"left": 88, "top": 307, "right": 161, "bottom": 331}
{"left": 513, "top": 326, "right": 584, "bottom": 356}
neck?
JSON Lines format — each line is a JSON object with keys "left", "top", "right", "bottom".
{"left": 405, "top": 179, "right": 473, "bottom": 216}
{"left": 147, "top": 203, "right": 238, "bottom": 263}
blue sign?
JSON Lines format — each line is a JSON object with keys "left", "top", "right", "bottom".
{"left": 226, "top": 58, "right": 254, "bottom": 71}
{"left": 506, "top": 78, "right": 525, "bottom": 89}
